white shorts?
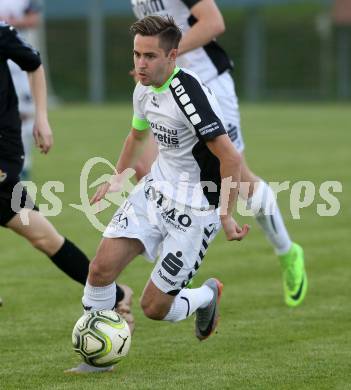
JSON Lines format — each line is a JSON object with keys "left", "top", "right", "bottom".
{"left": 104, "top": 176, "right": 221, "bottom": 295}
{"left": 207, "top": 71, "right": 245, "bottom": 153}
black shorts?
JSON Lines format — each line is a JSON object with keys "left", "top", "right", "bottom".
{"left": 0, "top": 159, "right": 37, "bottom": 226}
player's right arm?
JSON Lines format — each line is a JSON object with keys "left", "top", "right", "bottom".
{"left": 206, "top": 135, "right": 249, "bottom": 241}
{"left": 90, "top": 127, "right": 150, "bottom": 205}
{"left": 178, "top": 0, "right": 225, "bottom": 55}
{"left": 115, "top": 127, "right": 150, "bottom": 174}
{"left": 90, "top": 83, "right": 150, "bottom": 205}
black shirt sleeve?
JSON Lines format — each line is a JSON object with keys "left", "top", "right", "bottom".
{"left": 0, "top": 24, "right": 41, "bottom": 72}
{"left": 170, "top": 70, "right": 227, "bottom": 142}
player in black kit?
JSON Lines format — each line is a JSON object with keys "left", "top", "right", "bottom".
{"left": 0, "top": 22, "right": 134, "bottom": 331}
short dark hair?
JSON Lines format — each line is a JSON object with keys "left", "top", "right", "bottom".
{"left": 130, "top": 15, "right": 182, "bottom": 54}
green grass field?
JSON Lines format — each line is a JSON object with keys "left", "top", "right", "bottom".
{"left": 0, "top": 103, "right": 350, "bottom": 389}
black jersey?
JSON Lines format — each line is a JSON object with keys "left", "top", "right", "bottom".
{"left": 0, "top": 22, "right": 41, "bottom": 163}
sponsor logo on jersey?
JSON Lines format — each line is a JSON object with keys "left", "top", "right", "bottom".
{"left": 198, "top": 122, "right": 221, "bottom": 136}
{"left": 170, "top": 77, "right": 202, "bottom": 126}
{"left": 150, "top": 122, "right": 179, "bottom": 148}
{"left": 132, "top": 0, "right": 166, "bottom": 17}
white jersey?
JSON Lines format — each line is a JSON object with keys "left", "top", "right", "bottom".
{"left": 131, "top": 0, "right": 233, "bottom": 84}
{"left": 132, "top": 67, "right": 227, "bottom": 209}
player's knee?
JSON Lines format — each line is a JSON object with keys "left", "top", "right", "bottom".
{"left": 30, "top": 232, "right": 63, "bottom": 256}
{"left": 31, "top": 235, "right": 48, "bottom": 252}
{"left": 140, "top": 302, "right": 164, "bottom": 320}
{"left": 88, "top": 259, "right": 112, "bottom": 285}
{"left": 140, "top": 297, "right": 166, "bottom": 321}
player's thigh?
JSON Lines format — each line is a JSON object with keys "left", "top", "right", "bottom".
{"left": 90, "top": 237, "right": 144, "bottom": 284}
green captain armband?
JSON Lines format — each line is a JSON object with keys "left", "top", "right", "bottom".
{"left": 132, "top": 115, "right": 149, "bottom": 131}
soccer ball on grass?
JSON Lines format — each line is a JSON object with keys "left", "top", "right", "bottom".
{"left": 72, "top": 310, "right": 131, "bottom": 367}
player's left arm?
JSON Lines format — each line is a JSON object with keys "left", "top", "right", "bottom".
{"left": 27, "top": 65, "right": 53, "bottom": 154}
{"left": 178, "top": 0, "right": 225, "bottom": 55}
{"left": 206, "top": 135, "right": 250, "bottom": 241}
{"left": 2, "top": 24, "right": 52, "bottom": 153}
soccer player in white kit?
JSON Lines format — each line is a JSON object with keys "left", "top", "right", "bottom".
{"left": 0, "top": 0, "right": 41, "bottom": 179}
{"left": 130, "top": 0, "right": 307, "bottom": 308}
{"left": 70, "top": 15, "right": 249, "bottom": 373}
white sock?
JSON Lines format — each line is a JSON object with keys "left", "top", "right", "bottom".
{"left": 82, "top": 282, "right": 116, "bottom": 312}
{"left": 163, "top": 286, "right": 214, "bottom": 322}
{"left": 246, "top": 180, "right": 292, "bottom": 255}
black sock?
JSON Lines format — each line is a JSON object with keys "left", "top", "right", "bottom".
{"left": 49, "top": 238, "right": 89, "bottom": 285}
{"left": 115, "top": 284, "right": 125, "bottom": 304}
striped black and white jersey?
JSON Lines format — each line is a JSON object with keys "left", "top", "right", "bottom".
{"left": 132, "top": 67, "right": 227, "bottom": 209}
{"left": 131, "top": 0, "right": 233, "bottom": 84}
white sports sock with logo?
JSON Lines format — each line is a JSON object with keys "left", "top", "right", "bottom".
{"left": 82, "top": 282, "right": 116, "bottom": 312}
{"left": 245, "top": 180, "right": 292, "bottom": 255}
{"left": 163, "top": 286, "right": 213, "bottom": 322}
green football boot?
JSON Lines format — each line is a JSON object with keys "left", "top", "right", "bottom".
{"left": 279, "top": 243, "right": 307, "bottom": 307}
{"left": 186, "top": 278, "right": 194, "bottom": 288}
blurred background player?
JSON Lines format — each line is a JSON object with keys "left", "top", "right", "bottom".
{"left": 0, "top": 0, "right": 41, "bottom": 180}
{"left": 0, "top": 21, "right": 134, "bottom": 329}
{"left": 130, "top": 0, "right": 307, "bottom": 307}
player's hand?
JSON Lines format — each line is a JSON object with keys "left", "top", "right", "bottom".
{"left": 90, "top": 174, "right": 125, "bottom": 205}
{"left": 33, "top": 117, "right": 53, "bottom": 154}
{"left": 90, "top": 182, "right": 111, "bottom": 205}
{"left": 221, "top": 215, "right": 250, "bottom": 241}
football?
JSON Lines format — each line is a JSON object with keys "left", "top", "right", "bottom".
{"left": 72, "top": 310, "right": 131, "bottom": 367}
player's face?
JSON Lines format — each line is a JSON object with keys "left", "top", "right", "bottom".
{"left": 133, "top": 34, "right": 177, "bottom": 87}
